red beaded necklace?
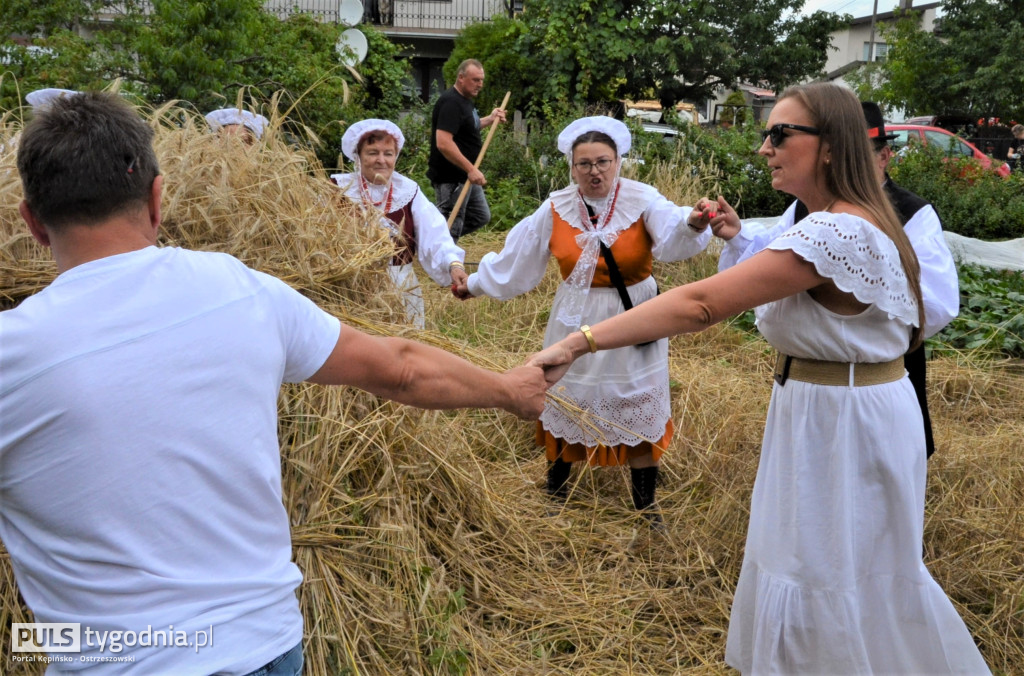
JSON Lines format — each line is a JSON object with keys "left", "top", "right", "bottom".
{"left": 358, "top": 173, "right": 394, "bottom": 214}
{"left": 575, "top": 180, "right": 620, "bottom": 232}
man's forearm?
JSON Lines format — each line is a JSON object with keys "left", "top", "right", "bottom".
{"left": 374, "top": 339, "right": 518, "bottom": 412}
{"left": 308, "top": 329, "right": 544, "bottom": 419}
{"left": 439, "top": 145, "right": 474, "bottom": 175}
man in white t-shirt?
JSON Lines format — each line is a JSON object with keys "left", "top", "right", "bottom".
{"left": 1, "top": 91, "right": 547, "bottom": 675}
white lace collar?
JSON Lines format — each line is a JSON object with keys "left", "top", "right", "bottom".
{"left": 549, "top": 178, "right": 657, "bottom": 233}
{"left": 329, "top": 171, "right": 418, "bottom": 212}
{"left": 767, "top": 211, "right": 920, "bottom": 326}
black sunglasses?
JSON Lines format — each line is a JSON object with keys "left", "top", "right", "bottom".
{"left": 761, "top": 123, "right": 821, "bottom": 148}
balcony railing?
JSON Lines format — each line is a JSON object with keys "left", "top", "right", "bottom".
{"left": 263, "top": 0, "right": 516, "bottom": 33}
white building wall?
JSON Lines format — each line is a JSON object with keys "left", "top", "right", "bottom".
{"left": 825, "top": 4, "right": 938, "bottom": 76}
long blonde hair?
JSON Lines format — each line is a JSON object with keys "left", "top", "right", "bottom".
{"left": 779, "top": 83, "right": 925, "bottom": 348}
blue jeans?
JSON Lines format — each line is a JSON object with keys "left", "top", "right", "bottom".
{"left": 241, "top": 642, "right": 303, "bottom": 676}
{"left": 433, "top": 182, "right": 491, "bottom": 241}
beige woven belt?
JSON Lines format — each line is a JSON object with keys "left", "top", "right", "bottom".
{"left": 773, "top": 354, "right": 905, "bottom": 387}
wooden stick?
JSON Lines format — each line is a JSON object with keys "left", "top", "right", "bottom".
{"left": 447, "top": 91, "right": 512, "bottom": 230}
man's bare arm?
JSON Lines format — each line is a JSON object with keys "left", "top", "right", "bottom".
{"left": 308, "top": 325, "right": 547, "bottom": 419}
{"left": 436, "top": 130, "right": 485, "bottom": 185}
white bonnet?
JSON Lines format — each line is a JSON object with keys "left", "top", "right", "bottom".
{"left": 557, "top": 116, "right": 632, "bottom": 156}
{"left": 341, "top": 119, "right": 405, "bottom": 161}
{"left": 26, "top": 88, "right": 80, "bottom": 110}
{"left": 204, "top": 108, "right": 269, "bottom": 139}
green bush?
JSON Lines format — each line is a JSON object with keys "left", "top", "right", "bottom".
{"left": 933, "top": 264, "right": 1024, "bottom": 359}
{"left": 718, "top": 91, "right": 749, "bottom": 127}
{"left": 682, "top": 124, "right": 788, "bottom": 219}
{"left": 889, "top": 146, "right": 1024, "bottom": 240}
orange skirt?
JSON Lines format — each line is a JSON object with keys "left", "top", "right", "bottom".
{"left": 537, "top": 419, "right": 673, "bottom": 467}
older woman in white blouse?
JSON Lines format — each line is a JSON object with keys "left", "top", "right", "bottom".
{"left": 332, "top": 119, "right": 467, "bottom": 328}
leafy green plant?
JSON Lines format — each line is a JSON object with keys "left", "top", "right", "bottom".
{"left": 933, "top": 264, "right": 1024, "bottom": 358}
{"left": 718, "top": 90, "right": 749, "bottom": 127}
{"left": 486, "top": 178, "right": 542, "bottom": 231}
{"left": 889, "top": 145, "right": 1024, "bottom": 241}
{"left": 421, "top": 582, "right": 471, "bottom": 675}
{"left": 683, "top": 123, "right": 788, "bottom": 219}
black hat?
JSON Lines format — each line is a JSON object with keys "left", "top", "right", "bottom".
{"left": 862, "top": 101, "right": 898, "bottom": 141}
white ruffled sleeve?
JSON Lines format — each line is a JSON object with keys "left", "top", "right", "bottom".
{"left": 412, "top": 189, "right": 465, "bottom": 286}
{"left": 643, "top": 192, "right": 711, "bottom": 262}
{"left": 466, "top": 203, "right": 554, "bottom": 301}
{"left": 903, "top": 204, "right": 959, "bottom": 338}
{"left": 718, "top": 201, "right": 798, "bottom": 272}
{"left": 766, "top": 212, "right": 920, "bottom": 326}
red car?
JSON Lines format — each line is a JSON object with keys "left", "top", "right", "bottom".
{"left": 886, "top": 124, "right": 1011, "bottom": 177}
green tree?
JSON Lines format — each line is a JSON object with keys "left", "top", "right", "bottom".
{"left": 241, "top": 16, "right": 410, "bottom": 170}
{"left": 0, "top": 0, "right": 126, "bottom": 111}
{"left": 635, "top": 0, "right": 845, "bottom": 108}
{"left": 0, "top": 0, "right": 105, "bottom": 36}
{"left": 869, "top": 0, "right": 1024, "bottom": 121}
{"left": 718, "top": 90, "right": 749, "bottom": 126}
{"left": 1, "top": 1, "right": 411, "bottom": 171}
{"left": 446, "top": 0, "right": 845, "bottom": 116}
{"left": 130, "top": 0, "right": 265, "bottom": 110}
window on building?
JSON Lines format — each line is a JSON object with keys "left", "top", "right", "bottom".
{"left": 862, "top": 42, "right": 889, "bottom": 62}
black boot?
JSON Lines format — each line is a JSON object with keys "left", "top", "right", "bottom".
{"left": 546, "top": 457, "right": 572, "bottom": 501}
{"left": 630, "top": 466, "right": 662, "bottom": 526}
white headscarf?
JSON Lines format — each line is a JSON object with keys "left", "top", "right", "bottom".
{"left": 337, "top": 119, "right": 409, "bottom": 234}
{"left": 204, "top": 108, "right": 269, "bottom": 139}
{"left": 341, "top": 119, "right": 405, "bottom": 162}
{"left": 554, "top": 116, "right": 634, "bottom": 327}
{"left": 556, "top": 115, "right": 632, "bottom": 157}
{"left": 26, "top": 88, "right": 80, "bottom": 111}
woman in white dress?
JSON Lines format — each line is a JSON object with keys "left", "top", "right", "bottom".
{"left": 528, "top": 84, "right": 989, "bottom": 674}
{"left": 453, "top": 116, "right": 711, "bottom": 519}
{"left": 332, "top": 119, "right": 467, "bottom": 328}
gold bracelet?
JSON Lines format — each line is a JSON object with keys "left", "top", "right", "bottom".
{"left": 449, "top": 261, "right": 465, "bottom": 270}
{"left": 579, "top": 324, "right": 598, "bottom": 353}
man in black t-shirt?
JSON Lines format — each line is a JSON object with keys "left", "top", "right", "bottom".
{"left": 428, "top": 59, "right": 506, "bottom": 241}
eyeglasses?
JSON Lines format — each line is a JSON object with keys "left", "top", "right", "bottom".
{"left": 572, "top": 158, "right": 615, "bottom": 173}
{"left": 761, "top": 123, "right": 820, "bottom": 148}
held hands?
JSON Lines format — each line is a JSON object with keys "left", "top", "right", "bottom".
{"left": 525, "top": 340, "right": 579, "bottom": 388}
{"left": 449, "top": 266, "right": 469, "bottom": 289}
{"left": 451, "top": 277, "right": 474, "bottom": 300}
{"left": 490, "top": 108, "right": 507, "bottom": 125}
{"left": 502, "top": 365, "right": 550, "bottom": 420}
{"left": 692, "top": 196, "right": 740, "bottom": 241}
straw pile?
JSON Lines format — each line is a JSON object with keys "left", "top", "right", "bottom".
{"left": 1, "top": 106, "right": 1021, "bottom": 675}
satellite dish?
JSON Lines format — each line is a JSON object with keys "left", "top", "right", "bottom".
{"left": 338, "top": 0, "right": 363, "bottom": 27}
{"left": 336, "top": 28, "right": 368, "bottom": 67}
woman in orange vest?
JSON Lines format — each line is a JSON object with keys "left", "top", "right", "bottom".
{"left": 453, "top": 116, "right": 711, "bottom": 520}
